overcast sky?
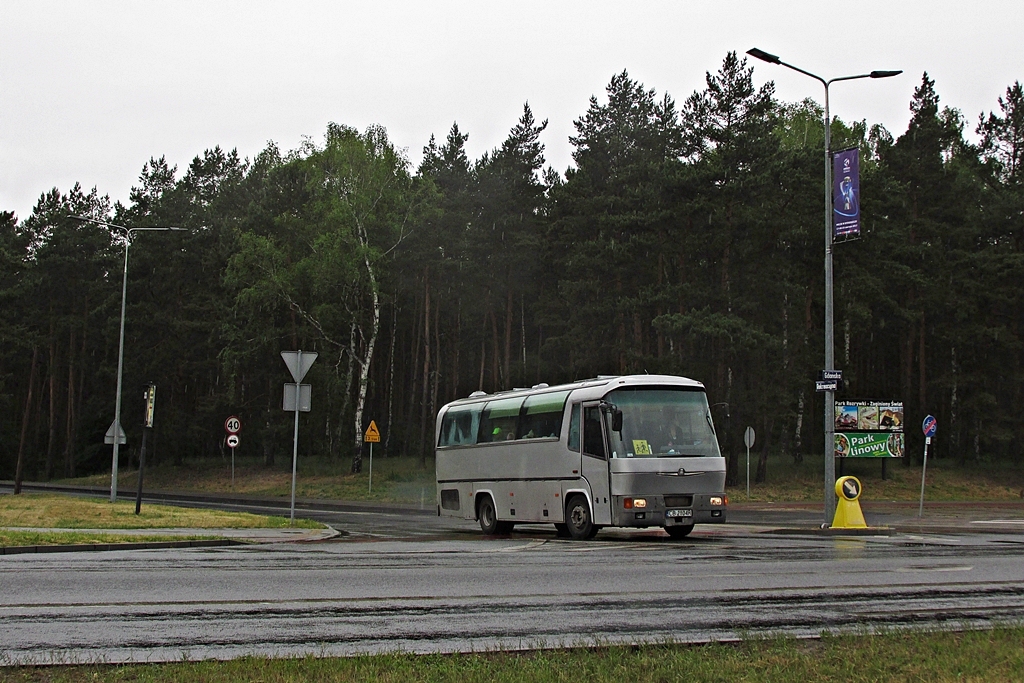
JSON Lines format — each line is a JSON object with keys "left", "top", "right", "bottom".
{"left": 3, "top": 0, "right": 1022, "bottom": 221}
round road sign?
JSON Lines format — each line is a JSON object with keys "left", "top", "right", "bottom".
{"left": 922, "top": 415, "right": 937, "bottom": 438}
{"left": 226, "top": 434, "right": 240, "bottom": 448}
{"left": 224, "top": 416, "right": 241, "bottom": 435}
{"left": 835, "top": 475, "right": 862, "bottom": 501}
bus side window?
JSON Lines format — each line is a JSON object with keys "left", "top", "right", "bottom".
{"left": 438, "top": 405, "right": 482, "bottom": 447}
{"left": 478, "top": 397, "right": 524, "bottom": 443}
{"left": 583, "top": 406, "right": 606, "bottom": 459}
{"left": 519, "top": 390, "right": 570, "bottom": 439}
{"left": 567, "top": 404, "right": 581, "bottom": 452}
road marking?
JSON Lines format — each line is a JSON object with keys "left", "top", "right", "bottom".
{"left": 970, "top": 519, "right": 1024, "bottom": 525}
{"left": 485, "top": 540, "right": 550, "bottom": 553}
{"left": 895, "top": 565, "right": 973, "bottom": 573}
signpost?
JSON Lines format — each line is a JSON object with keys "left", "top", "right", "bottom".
{"left": 920, "top": 415, "right": 937, "bottom": 517}
{"left": 743, "top": 426, "right": 755, "bottom": 498}
{"left": 281, "top": 350, "right": 317, "bottom": 523}
{"left": 225, "top": 415, "right": 241, "bottom": 486}
{"left": 365, "top": 420, "right": 380, "bottom": 493}
{"left": 135, "top": 384, "right": 156, "bottom": 515}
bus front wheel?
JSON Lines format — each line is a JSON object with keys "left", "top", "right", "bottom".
{"left": 566, "top": 495, "right": 597, "bottom": 540}
{"left": 665, "top": 524, "right": 694, "bottom": 539}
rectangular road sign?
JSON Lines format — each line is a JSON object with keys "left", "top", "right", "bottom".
{"left": 282, "top": 383, "right": 312, "bottom": 412}
{"left": 816, "top": 380, "right": 838, "bottom": 392}
{"left": 819, "top": 370, "right": 843, "bottom": 381}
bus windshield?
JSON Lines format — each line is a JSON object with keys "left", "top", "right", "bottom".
{"left": 606, "top": 387, "right": 721, "bottom": 458}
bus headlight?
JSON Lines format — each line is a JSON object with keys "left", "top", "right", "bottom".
{"left": 709, "top": 496, "right": 723, "bottom": 506}
{"left": 633, "top": 498, "right": 647, "bottom": 508}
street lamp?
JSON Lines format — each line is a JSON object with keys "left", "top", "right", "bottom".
{"left": 70, "top": 216, "right": 186, "bottom": 502}
{"left": 745, "top": 48, "right": 901, "bottom": 525}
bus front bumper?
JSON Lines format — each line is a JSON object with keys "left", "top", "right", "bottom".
{"left": 610, "top": 494, "right": 727, "bottom": 527}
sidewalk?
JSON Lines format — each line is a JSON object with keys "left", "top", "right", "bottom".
{"left": 2, "top": 481, "right": 434, "bottom": 516}
{"left": 730, "top": 499, "right": 1024, "bottom": 535}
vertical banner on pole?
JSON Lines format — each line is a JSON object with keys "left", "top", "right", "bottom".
{"left": 833, "top": 147, "right": 861, "bottom": 241}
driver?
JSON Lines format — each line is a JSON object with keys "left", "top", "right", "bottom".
{"left": 661, "top": 406, "right": 689, "bottom": 453}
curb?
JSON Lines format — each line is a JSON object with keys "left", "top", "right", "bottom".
{"left": 761, "top": 526, "right": 892, "bottom": 537}
{"left": 0, "top": 538, "right": 245, "bottom": 556}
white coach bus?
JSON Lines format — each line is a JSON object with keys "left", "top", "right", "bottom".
{"left": 434, "top": 374, "right": 727, "bottom": 539}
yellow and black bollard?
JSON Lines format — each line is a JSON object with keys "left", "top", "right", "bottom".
{"left": 831, "top": 476, "right": 867, "bottom": 529}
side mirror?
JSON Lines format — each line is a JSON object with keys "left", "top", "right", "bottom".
{"left": 612, "top": 408, "right": 623, "bottom": 433}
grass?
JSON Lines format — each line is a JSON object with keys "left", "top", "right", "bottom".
{"left": 727, "top": 450, "right": 1024, "bottom": 503}
{"left": 57, "top": 455, "right": 436, "bottom": 506}
{"left": 0, "top": 530, "right": 216, "bottom": 547}
{"left": 0, "top": 494, "right": 322, "bottom": 530}
{"left": 2, "top": 628, "right": 1023, "bottom": 681}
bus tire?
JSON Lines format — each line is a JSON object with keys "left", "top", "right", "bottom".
{"left": 566, "top": 495, "right": 597, "bottom": 540}
{"left": 665, "top": 524, "right": 694, "bottom": 539}
{"left": 475, "top": 493, "right": 507, "bottom": 536}
{"left": 554, "top": 523, "right": 570, "bottom": 537}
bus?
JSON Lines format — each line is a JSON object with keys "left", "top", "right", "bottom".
{"left": 434, "top": 374, "right": 727, "bottom": 539}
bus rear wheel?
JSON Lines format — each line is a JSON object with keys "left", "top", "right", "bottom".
{"left": 477, "top": 495, "right": 513, "bottom": 535}
{"left": 566, "top": 495, "right": 598, "bottom": 540}
{"left": 665, "top": 524, "right": 694, "bottom": 539}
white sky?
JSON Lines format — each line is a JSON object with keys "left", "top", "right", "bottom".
{"left": 2, "top": 0, "right": 1022, "bottom": 221}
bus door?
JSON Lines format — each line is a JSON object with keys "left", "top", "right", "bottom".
{"left": 581, "top": 402, "right": 612, "bottom": 525}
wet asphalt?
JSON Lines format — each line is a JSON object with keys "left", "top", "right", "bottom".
{"left": 2, "top": 486, "right": 1024, "bottom": 664}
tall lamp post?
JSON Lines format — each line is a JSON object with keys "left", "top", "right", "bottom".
{"left": 71, "top": 216, "right": 186, "bottom": 502}
{"left": 745, "top": 49, "right": 901, "bottom": 525}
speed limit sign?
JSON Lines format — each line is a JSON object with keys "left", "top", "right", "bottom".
{"left": 224, "top": 416, "right": 241, "bottom": 435}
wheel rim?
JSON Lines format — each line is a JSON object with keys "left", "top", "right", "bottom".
{"left": 570, "top": 504, "right": 588, "bottom": 529}
{"left": 481, "top": 502, "right": 494, "bottom": 528}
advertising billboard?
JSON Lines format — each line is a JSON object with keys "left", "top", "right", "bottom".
{"left": 835, "top": 400, "right": 903, "bottom": 458}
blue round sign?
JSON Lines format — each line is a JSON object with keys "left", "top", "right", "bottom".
{"left": 922, "top": 415, "right": 937, "bottom": 438}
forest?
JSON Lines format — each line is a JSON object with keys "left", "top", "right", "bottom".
{"left": 2, "top": 53, "right": 1021, "bottom": 488}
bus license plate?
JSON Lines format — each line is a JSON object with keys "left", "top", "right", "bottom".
{"left": 666, "top": 509, "right": 692, "bottom": 518}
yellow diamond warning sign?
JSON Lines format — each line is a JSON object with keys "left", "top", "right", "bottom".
{"left": 364, "top": 420, "right": 381, "bottom": 443}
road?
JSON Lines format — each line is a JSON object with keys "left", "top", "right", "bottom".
{"left": 3, "top": 508, "right": 1024, "bottom": 664}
